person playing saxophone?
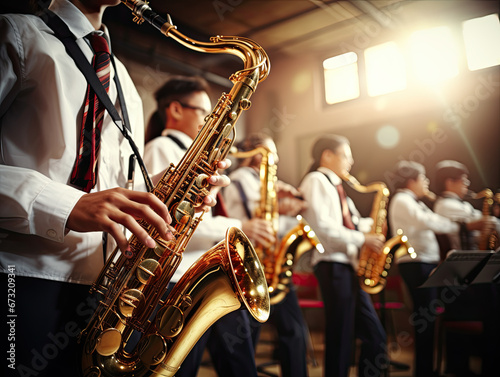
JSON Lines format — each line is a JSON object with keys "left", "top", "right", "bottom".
{"left": 0, "top": 2, "right": 229, "bottom": 376}
{"left": 223, "top": 132, "right": 310, "bottom": 377}
{"left": 387, "top": 160, "right": 489, "bottom": 377}
{"left": 143, "top": 76, "right": 269, "bottom": 377}
{"left": 432, "top": 159, "right": 499, "bottom": 377}
{"left": 433, "top": 160, "right": 498, "bottom": 252}
{"left": 299, "top": 134, "right": 387, "bottom": 377}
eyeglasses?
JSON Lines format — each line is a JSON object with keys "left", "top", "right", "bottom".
{"left": 178, "top": 102, "right": 210, "bottom": 116}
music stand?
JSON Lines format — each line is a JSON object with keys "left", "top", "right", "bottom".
{"left": 471, "top": 251, "right": 500, "bottom": 284}
{"left": 421, "top": 250, "right": 495, "bottom": 288}
{"left": 422, "top": 250, "right": 500, "bottom": 375}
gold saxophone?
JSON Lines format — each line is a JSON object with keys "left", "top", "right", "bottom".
{"left": 469, "top": 189, "right": 499, "bottom": 250}
{"left": 78, "top": 2, "right": 270, "bottom": 376}
{"left": 231, "top": 147, "right": 323, "bottom": 305}
{"left": 269, "top": 215, "right": 324, "bottom": 304}
{"left": 342, "top": 173, "right": 415, "bottom": 294}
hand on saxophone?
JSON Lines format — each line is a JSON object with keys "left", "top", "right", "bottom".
{"left": 66, "top": 160, "right": 232, "bottom": 253}
{"left": 242, "top": 218, "right": 276, "bottom": 248}
{"left": 276, "top": 181, "right": 308, "bottom": 216}
{"left": 276, "top": 180, "right": 300, "bottom": 199}
{"left": 363, "top": 233, "right": 386, "bottom": 254}
{"left": 67, "top": 187, "right": 175, "bottom": 253}
{"left": 466, "top": 216, "right": 497, "bottom": 231}
{"left": 278, "top": 197, "right": 307, "bottom": 216}
{"left": 200, "top": 158, "right": 232, "bottom": 212}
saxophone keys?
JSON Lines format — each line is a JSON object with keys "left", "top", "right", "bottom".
{"left": 174, "top": 201, "right": 194, "bottom": 224}
{"left": 195, "top": 174, "right": 209, "bottom": 188}
{"left": 208, "top": 147, "right": 222, "bottom": 166}
{"left": 138, "top": 334, "right": 167, "bottom": 366}
{"left": 95, "top": 328, "right": 122, "bottom": 356}
{"left": 156, "top": 305, "right": 185, "bottom": 338}
{"left": 137, "top": 259, "right": 162, "bottom": 284}
{"left": 239, "top": 98, "right": 251, "bottom": 110}
{"left": 119, "top": 289, "right": 145, "bottom": 317}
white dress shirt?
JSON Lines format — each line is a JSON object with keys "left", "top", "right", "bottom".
{"left": 299, "top": 167, "right": 372, "bottom": 269}
{"left": 223, "top": 166, "right": 261, "bottom": 220}
{"left": 389, "top": 189, "right": 460, "bottom": 264}
{"left": 143, "top": 130, "right": 241, "bottom": 283}
{"left": 0, "top": 0, "right": 144, "bottom": 284}
{"left": 223, "top": 165, "right": 300, "bottom": 238}
{"left": 434, "top": 191, "right": 500, "bottom": 250}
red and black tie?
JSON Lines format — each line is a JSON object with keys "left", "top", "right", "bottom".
{"left": 70, "top": 34, "right": 111, "bottom": 192}
{"left": 336, "top": 183, "right": 356, "bottom": 230}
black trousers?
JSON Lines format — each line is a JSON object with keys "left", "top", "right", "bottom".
{"left": 314, "top": 262, "right": 387, "bottom": 377}
{"left": 251, "top": 287, "right": 309, "bottom": 377}
{"left": 1, "top": 274, "right": 93, "bottom": 377}
{"left": 398, "top": 262, "right": 439, "bottom": 377}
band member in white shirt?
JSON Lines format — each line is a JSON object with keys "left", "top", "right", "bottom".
{"left": 300, "top": 134, "right": 387, "bottom": 377}
{"left": 432, "top": 159, "right": 499, "bottom": 377}
{"left": 388, "top": 160, "right": 487, "bottom": 377}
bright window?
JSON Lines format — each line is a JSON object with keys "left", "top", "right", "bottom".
{"left": 365, "top": 42, "right": 407, "bottom": 97}
{"left": 323, "top": 52, "right": 360, "bottom": 104}
{"left": 463, "top": 14, "right": 500, "bottom": 71}
{"left": 409, "top": 26, "right": 459, "bottom": 85}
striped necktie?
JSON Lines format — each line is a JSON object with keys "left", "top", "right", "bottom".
{"left": 336, "top": 183, "right": 356, "bottom": 230}
{"left": 70, "top": 34, "right": 111, "bottom": 192}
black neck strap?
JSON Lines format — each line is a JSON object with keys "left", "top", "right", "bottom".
{"left": 166, "top": 134, "right": 188, "bottom": 151}
{"left": 40, "top": 9, "right": 154, "bottom": 192}
{"left": 319, "top": 171, "right": 339, "bottom": 190}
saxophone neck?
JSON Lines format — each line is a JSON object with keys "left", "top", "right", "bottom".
{"left": 341, "top": 172, "right": 390, "bottom": 197}
{"left": 121, "top": 0, "right": 270, "bottom": 87}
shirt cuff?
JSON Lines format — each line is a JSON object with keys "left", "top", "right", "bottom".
{"left": 31, "top": 181, "right": 85, "bottom": 242}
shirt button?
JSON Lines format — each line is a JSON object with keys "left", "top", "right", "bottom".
{"left": 47, "top": 229, "right": 57, "bottom": 238}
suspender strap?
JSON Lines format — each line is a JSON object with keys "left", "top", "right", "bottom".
{"left": 40, "top": 9, "right": 154, "bottom": 192}
{"left": 232, "top": 180, "right": 253, "bottom": 220}
{"left": 166, "top": 134, "right": 188, "bottom": 151}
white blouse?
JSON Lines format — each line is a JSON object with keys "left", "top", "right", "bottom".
{"left": 389, "top": 189, "right": 459, "bottom": 264}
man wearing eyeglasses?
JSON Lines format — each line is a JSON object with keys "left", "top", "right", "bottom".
{"left": 143, "top": 75, "right": 272, "bottom": 377}
{"left": 143, "top": 75, "right": 212, "bottom": 170}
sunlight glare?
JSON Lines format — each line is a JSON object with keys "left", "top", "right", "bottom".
{"left": 409, "top": 26, "right": 459, "bottom": 85}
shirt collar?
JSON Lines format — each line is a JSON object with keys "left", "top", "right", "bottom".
{"left": 441, "top": 191, "right": 461, "bottom": 200}
{"left": 318, "top": 166, "right": 342, "bottom": 185}
{"left": 49, "top": 0, "right": 108, "bottom": 41}
{"left": 399, "top": 188, "right": 418, "bottom": 200}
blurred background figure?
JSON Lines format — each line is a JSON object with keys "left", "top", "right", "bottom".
{"left": 299, "top": 134, "right": 387, "bottom": 377}
{"left": 432, "top": 159, "right": 500, "bottom": 377}
{"left": 144, "top": 75, "right": 264, "bottom": 377}
{"left": 223, "top": 132, "right": 310, "bottom": 377}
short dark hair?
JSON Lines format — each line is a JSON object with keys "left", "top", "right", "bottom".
{"left": 308, "top": 134, "right": 349, "bottom": 172}
{"left": 236, "top": 132, "right": 273, "bottom": 152}
{"left": 145, "top": 76, "right": 210, "bottom": 143}
{"left": 434, "top": 160, "right": 469, "bottom": 193}
{"left": 392, "top": 160, "right": 426, "bottom": 190}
